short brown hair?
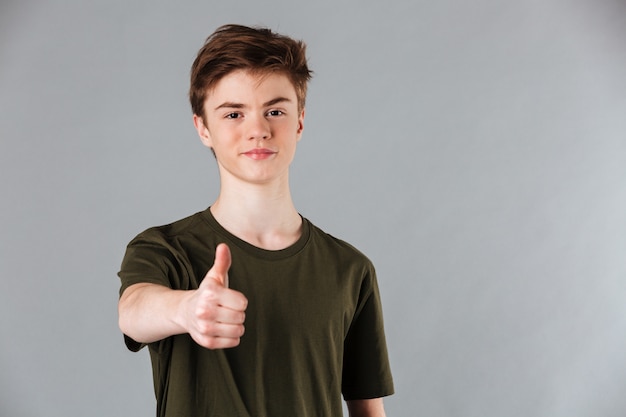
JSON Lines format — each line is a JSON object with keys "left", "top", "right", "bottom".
{"left": 189, "top": 24, "right": 313, "bottom": 119}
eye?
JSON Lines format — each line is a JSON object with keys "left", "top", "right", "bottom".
{"left": 267, "top": 110, "right": 284, "bottom": 117}
{"left": 225, "top": 112, "right": 241, "bottom": 119}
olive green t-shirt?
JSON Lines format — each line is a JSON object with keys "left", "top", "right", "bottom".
{"left": 118, "top": 208, "right": 394, "bottom": 417}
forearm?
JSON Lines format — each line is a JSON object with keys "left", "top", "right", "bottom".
{"left": 346, "top": 398, "right": 386, "bottom": 417}
{"left": 118, "top": 283, "right": 190, "bottom": 344}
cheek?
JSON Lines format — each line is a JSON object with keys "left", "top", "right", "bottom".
{"left": 210, "top": 125, "right": 239, "bottom": 144}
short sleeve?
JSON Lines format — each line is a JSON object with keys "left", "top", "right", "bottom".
{"left": 117, "top": 232, "right": 178, "bottom": 296}
{"left": 117, "top": 229, "right": 193, "bottom": 352}
{"left": 341, "top": 266, "right": 394, "bottom": 400}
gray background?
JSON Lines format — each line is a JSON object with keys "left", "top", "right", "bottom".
{"left": 1, "top": 0, "right": 625, "bottom": 416}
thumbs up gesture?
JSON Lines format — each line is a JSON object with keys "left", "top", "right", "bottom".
{"left": 183, "top": 243, "right": 248, "bottom": 349}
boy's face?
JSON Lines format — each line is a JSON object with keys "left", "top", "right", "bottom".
{"left": 194, "top": 70, "right": 305, "bottom": 186}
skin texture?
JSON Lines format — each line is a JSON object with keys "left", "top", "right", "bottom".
{"left": 118, "top": 70, "right": 387, "bottom": 415}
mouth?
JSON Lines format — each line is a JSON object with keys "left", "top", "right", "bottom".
{"left": 242, "top": 148, "right": 277, "bottom": 160}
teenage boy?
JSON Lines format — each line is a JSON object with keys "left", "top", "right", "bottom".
{"left": 118, "top": 24, "right": 394, "bottom": 417}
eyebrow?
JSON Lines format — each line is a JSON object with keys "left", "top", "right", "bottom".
{"left": 214, "top": 97, "right": 292, "bottom": 111}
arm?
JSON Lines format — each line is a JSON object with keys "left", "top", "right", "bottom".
{"left": 118, "top": 243, "right": 248, "bottom": 349}
{"left": 346, "top": 398, "right": 387, "bottom": 417}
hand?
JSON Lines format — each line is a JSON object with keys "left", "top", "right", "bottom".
{"left": 183, "top": 243, "right": 248, "bottom": 349}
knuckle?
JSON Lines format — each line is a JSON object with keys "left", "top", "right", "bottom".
{"left": 198, "top": 321, "right": 215, "bottom": 335}
{"left": 204, "top": 338, "right": 219, "bottom": 350}
{"left": 202, "top": 287, "right": 220, "bottom": 302}
{"left": 194, "top": 303, "right": 218, "bottom": 320}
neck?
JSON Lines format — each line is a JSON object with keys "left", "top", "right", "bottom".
{"left": 210, "top": 176, "right": 302, "bottom": 250}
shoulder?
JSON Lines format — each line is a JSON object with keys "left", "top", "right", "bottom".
{"left": 128, "top": 210, "right": 207, "bottom": 246}
{"left": 306, "top": 219, "right": 375, "bottom": 270}
{"left": 119, "top": 210, "right": 212, "bottom": 290}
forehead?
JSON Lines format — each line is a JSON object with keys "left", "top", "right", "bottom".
{"left": 206, "top": 70, "right": 297, "bottom": 105}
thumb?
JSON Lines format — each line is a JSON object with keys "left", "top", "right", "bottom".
{"left": 206, "top": 243, "right": 231, "bottom": 288}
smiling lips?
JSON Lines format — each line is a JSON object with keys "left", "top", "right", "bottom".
{"left": 242, "top": 148, "right": 277, "bottom": 160}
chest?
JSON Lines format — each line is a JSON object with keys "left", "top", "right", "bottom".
{"left": 228, "top": 256, "right": 362, "bottom": 345}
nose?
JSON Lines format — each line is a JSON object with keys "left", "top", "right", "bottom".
{"left": 247, "top": 114, "right": 271, "bottom": 141}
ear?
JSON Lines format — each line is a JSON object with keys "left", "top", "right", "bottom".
{"left": 296, "top": 108, "right": 305, "bottom": 142}
{"left": 193, "top": 114, "right": 213, "bottom": 148}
